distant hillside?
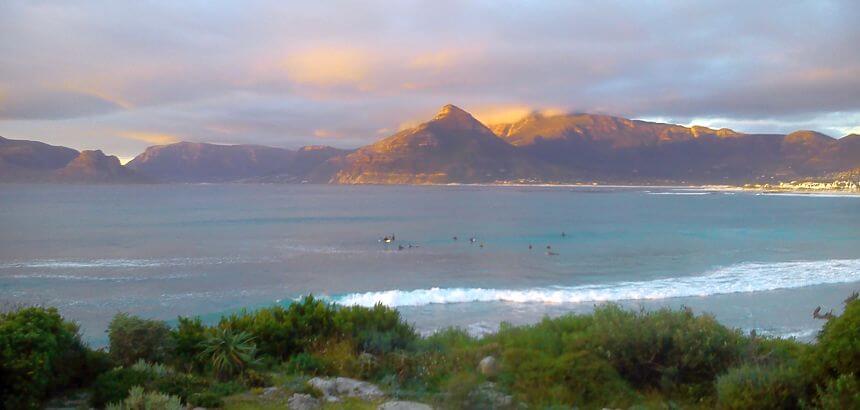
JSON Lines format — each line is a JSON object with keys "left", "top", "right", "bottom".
{"left": 0, "top": 136, "right": 79, "bottom": 182}
{"left": 127, "top": 141, "right": 346, "bottom": 183}
{"left": 3, "top": 107, "right": 859, "bottom": 185}
{"left": 490, "top": 113, "right": 858, "bottom": 183}
{"left": 53, "top": 150, "right": 147, "bottom": 183}
{"left": 0, "top": 137, "right": 145, "bottom": 183}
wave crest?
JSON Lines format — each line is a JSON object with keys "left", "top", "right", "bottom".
{"left": 335, "top": 259, "right": 860, "bottom": 307}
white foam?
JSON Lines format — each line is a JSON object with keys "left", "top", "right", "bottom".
{"left": 648, "top": 192, "right": 713, "bottom": 195}
{"left": 334, "top": 259, "right": 860, "bottom": 307}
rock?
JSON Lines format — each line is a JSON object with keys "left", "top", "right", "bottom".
{"left": 334, "top": 376, "right": 385, "bottom": 400}
{"left": 307, "top": 376, "right": 384, "bottom": 401}
{"left": 378, "top": 400, "right": 434, "bottom": 410}
{"left": 261, "top": 386, "right": 281, "bottom": 397}
{"left": 470, "top": 382, "right": 514, "bottom": 408}
{"left": 478, "top": 356, "right": 500, "bottom": 378}
{"left": 288, "top": 393, "right": 321, "bottom": 410}
{"left": 308, "top": 377, "right": 337, "bottom": 398}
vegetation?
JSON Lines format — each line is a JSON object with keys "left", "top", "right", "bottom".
{"left": 1, "top": 294, "right": 858, "bottom": 409}
{"left": 107, "top": 312, "right": 172, "bottom": 366}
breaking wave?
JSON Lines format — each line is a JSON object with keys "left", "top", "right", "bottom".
{"left": 335, "top": 259, "right": 860, "bottom": 307}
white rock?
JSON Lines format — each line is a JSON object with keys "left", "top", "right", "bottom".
{"left": 378, "top": 400, "right": 434, "bottom": 410}
{"left": 478, "top": 356, "right": 500, "bottom": 378}
{"left": 307, "top": 376, "right": 384, "bottom": 401}
{"left": 288, "top": 393, "right": 321, "bottom": 410}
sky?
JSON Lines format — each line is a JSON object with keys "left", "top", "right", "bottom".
{"left": 1, "top": 0, "right": 859, "bottom": 161}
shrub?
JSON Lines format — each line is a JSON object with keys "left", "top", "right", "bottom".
{"left": 715, "top": 365, "right": 806, "bottom": 409}
{"left": 813, "top": 298, "right": 860, "bottom": 380}
{"left": 286, "top": 352, "right": 329, "bottom": 375}
{"left": 151, "top": 371, "right": 209, "bottom": 403}
{"left": 334, "top": 303, "right": 418, "bottom": 354}
{"left": 188, "top": 391, "right": 224, "bottom": 408}
{"left": 90, "top": 368, "right": 154, "bottom": 408}
{"left": 502, "top": 347, "right": 633, "bottom": 407}
{"left": 108, "top": 313, "right": 172, "bottom": 366}
{"left": 105, "top": 385, "right": 183, "bottom": 410}
{"left": 243, "top": 369, "right": 272, "bottom": 387}
{"left": 170, "top": 316, "right": 209, "bottom": 372}
{"left": 219, "top": 296, "right": 337, "bottom": 359}
{"left": 817, "top": 374, "right": 860, "bottom": 409}
{"left": 588, "top": 305, "right": 745, "bottom": 393}
{"left": 199, "top": 328, "right": 258, "bottom": 380}
{"left": 0, "top": 306, "right": 90, "bottom": 409}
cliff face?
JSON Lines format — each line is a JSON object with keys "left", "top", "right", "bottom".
{"left": 330, "top": 105, "right": 561, "bottom": 184}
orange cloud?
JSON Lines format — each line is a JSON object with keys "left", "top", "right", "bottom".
{"left": 313, "top": 129, "right": 345, "bottom": 139}
{"left": 470, "top": 104, "right": 567, "bottom": 125}
{"left": 409, "top": 50, "right": 458, "bottom": 71}
{"left": 283, "top": 47, "right": 375, "bottom": 89}
{"left": 117, "top": 131, "right": 180, "bottom": 145}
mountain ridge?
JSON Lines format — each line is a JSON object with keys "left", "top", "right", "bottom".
{"left": 2, "top": 106, "right": 858, "bottom": 184}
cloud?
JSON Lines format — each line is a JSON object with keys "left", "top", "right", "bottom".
{"left": 282, "top": 47, "right": 375, "bottom": 90}
{"left": 117, "top": 131, "right": 180, "bottom": 145}
{"left": 0, "top": 88, "right": 124, "bottom": 120}
{"left": 0, "top": 0, "right": 858, "bottom": 157}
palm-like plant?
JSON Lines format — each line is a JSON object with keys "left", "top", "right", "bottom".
{"left": 198, "top": 327, "right": 257, "bottom": 379}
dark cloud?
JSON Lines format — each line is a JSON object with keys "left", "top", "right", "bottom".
{"left": 0, "top": 89, "right": 124, "bottom": 120}
{"left": 0, "top": 0, "right": 858, "bottom": 157}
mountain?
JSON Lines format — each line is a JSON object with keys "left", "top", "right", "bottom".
{"left": 490, "top": 113, "right": 856, "bottom": 183}
{"left": 0, "top": 137, "right": 144, "bottom": 183}
{"left": 127, "top": 141, "right": 346, "bottom": 182}
{"left": 53, "top": 150, "right": 147, "bottom": 183}
{"left": 0, "top": 136, "right": 79, "bottom": 182}
{"left": 329, "top": 105, "right": 562, "bottom": 184}
{"left": 4, "top": 107, "right": 859, "bottom": 185}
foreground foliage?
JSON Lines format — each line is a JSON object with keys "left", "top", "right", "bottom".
{"left": 2, "top": 294, "right": 858, "bottom": 409}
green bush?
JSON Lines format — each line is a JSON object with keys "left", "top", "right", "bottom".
{"left": 813, "top": 299, "right": 860, "bottom": 380}
{"left": 334, "top": 303, "right": 418, "bottom": 354}
{"left": 0, "top": 306, "right": 92, "bottom": 409}
{"left": 107, "top": 313, "right": 172, "bottom": 366}
{"left": 105, "top": 385, "right": 183, "bottom": 410}
{"left": 90, "top": 368, "right": 154, "bottom": 408}
{"left": 715, "top": 365, "right": 806, "bottom": 409}
{"left": 219, "top": 296, "right": 336, "bottom": 359}
{"left": 151, "top": 371, "right": 208, "bottom": 403}
{"left": 502, "top": 347, "right": 633, "bottom": 407}
{"left": 199, "top": 327, "right": 258, "bottom": 380}
{"left": 588, "top": 305, "right": 745, "bottom": 393}
{"left": 170, "top": 316, "right": 209, "bottom": 372}
{"left": 286, "top": 352, "right": 330, "bottom": 375}
{"left": 817, "top": 374, "right": 860, "bottom": 409}
{"left": 188, "top": 391, "right": 224, "bottom": 408}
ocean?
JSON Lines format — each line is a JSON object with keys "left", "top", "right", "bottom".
{"left": 1, "top": 184, "right": 858, "bottom": 346}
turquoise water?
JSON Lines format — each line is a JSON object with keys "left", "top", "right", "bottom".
{"left": 1, "top": 184, "right": 859, "bottom": 345}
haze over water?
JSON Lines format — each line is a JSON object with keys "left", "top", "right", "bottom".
{"left": 1, "top": 184, "right": 859, "bottom": 345}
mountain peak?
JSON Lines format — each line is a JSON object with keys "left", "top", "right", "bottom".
{"left": 428, "top": 104, "right": 489, "bottom": 133}
{"left": 432, "top": 104, "right": 477, "bottom": 123}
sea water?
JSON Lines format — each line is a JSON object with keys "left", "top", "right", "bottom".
{"left": 1, "top": 184, "right": 858, "bottom": 345}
